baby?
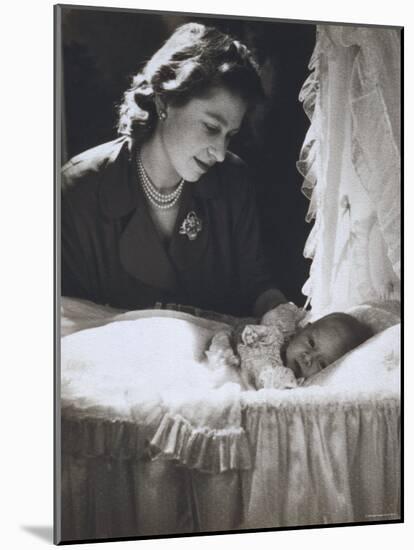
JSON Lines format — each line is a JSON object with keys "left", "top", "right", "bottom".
{"left": 206, "top": 304, "right": 373, "bottom": 390}
{"left": 284, "top": 311, "right": 373, "bottom": 380}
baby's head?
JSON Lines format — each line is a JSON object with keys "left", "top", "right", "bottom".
{"left": 284, "top": 312, "right": 373, "bottom": 379}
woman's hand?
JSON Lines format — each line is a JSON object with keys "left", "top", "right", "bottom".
{"left": 253, "top": 288, "right": 287, "bottom": 318}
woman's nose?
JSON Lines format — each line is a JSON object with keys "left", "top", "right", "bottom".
{"left": 208, "top": 140, "right": 227, "bottom": 163}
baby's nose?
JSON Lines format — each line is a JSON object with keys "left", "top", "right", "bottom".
{"left": 301, "top": 352, "right": 312, "bottom": 368}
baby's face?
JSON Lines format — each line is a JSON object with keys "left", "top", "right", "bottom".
{"left": 285, "top": 317, "right": 355, "bottom": 379}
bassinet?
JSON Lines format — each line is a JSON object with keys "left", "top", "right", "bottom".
{"left": 58, "top": 299, "right": 400, "bottom": 541}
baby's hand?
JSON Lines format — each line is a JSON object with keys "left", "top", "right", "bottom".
{"left": 205, "top": 330, "right": 240, "bottom": 371}
{"left": 241, "top": 325, "right": 280, "bottom": 347}
{"left": 241, "top": 325, "right": 267, "bottom": 346}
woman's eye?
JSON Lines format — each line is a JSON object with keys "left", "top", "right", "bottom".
{"left": 308, "top": 337, "right": 315, "bottom": 348}
{"left": 204, "top": 123, "right": 220, "bottom": 135}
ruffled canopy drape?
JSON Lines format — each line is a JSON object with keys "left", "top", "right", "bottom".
{"left": 297, "top": 26, "right": 401, "bottom": 318}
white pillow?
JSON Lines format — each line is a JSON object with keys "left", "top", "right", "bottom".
{"left": 347, "top": 301, "right": 400, "bottom": 335}
{"left": 300, "top": 301, "right": 400, "bottom": 333}
{"left": 303, "top": 323, "right": 400, "bottom": 393}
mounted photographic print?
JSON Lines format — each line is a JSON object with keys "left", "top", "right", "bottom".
{"left": 54, "top": 3, "right": 402, "bottom": 544}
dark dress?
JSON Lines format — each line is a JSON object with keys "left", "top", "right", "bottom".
{"left": 61, "top": 136, "right": 277, "bottom": 316}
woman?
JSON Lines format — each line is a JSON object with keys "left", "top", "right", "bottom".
{"left": 61, "top": 22, "right": 287, "bottom": 317}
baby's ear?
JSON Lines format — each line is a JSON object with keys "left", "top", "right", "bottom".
{"left": 294, "top": 322, "right": 311, "bottom": 335}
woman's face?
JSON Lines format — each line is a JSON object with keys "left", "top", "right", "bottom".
{"left": 157, "top": 86, "right": 248, "bottom": 182}
{"left": 285, "top": 318, "right": 356, "bottom": 379}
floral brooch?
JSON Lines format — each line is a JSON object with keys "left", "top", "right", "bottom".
{"left": 179, "top": 211, "right": 203, "bottom": 241}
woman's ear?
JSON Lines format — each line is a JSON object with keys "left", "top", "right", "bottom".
{"left": 154, "top": 94, "right": 168, "bottom": 120}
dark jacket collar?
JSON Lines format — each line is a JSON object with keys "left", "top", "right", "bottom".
{"left": 97, "top": 136, "right": 218, "bottom": 293}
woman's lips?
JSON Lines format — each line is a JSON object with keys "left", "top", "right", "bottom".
{"left": 194, "top": 157, "right": 211, "bottom": 172}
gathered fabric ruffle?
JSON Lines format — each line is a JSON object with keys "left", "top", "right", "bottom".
{"left": 61, "top": 394, "right": 252, "bottom": 473}
{"left": 346, "top": 28, "right": 401, "bottom": 278}
{"left": 62, "top": 386, "right": 250, "bottom": 474}
{"left": 61, "top": 414, "right": 151, "bottom": 460}
{"left": 148, "top": 412, "right": 252, "bottom": 473}
{"left": 61, "top": 387, "right": 399, "bottom": 467}
{"left": 296, "top": 31, "right": 321, "bottom": 224}
{"left": 61, "top": 389, "right": 400, "bottom": 540}
{"left": 296, "top": 25, "right": 400, "bottom": 315}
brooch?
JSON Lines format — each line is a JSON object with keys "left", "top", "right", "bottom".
{"left": 179, "top": 211, "right": 203, "bottom": 241}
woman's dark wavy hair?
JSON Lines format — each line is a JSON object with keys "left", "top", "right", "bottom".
{"left": 117, "top": 22, "right": 264, "bottom": 140}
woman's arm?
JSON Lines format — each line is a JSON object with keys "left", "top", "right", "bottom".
{"left": 253, "top": 287, "right": 287, "bottom": 317}
{"left": 230, "top": 161, "right": 287, "bottom": 316}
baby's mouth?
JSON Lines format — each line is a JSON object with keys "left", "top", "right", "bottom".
{"left": 292, "top": 359, "right": 302, "bottom": 377}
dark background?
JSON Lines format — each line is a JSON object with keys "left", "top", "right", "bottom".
{"left": 60, "top": 6, "right": 315, "bottom": 305}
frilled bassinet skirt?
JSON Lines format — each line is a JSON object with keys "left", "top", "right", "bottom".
{"left": 58, "top": 302, "right": 400, "bottom": 541}
{"left": 60, "top": 393, "right": 400, "bottom": 541}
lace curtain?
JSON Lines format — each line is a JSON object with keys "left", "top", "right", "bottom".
{"left": 297, "top": 26, "right": 401, "bottom": 318}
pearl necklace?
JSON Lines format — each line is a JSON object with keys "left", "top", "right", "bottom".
{"left": 137, "top": 152, "right": 184, "bottom": 210}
